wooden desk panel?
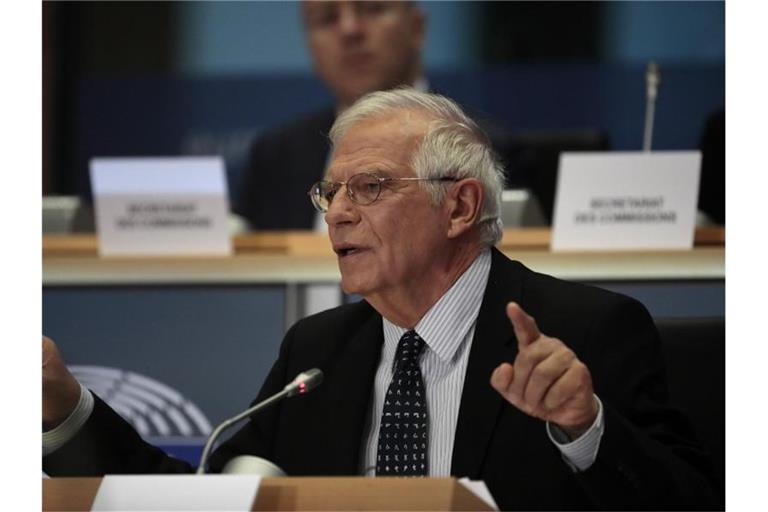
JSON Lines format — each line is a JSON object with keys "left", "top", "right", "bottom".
{"left": 42, "top": 229, "right": 725, "bottom": 286}
{"left": 42, "top": 477, "right": 493, "bottom": 511}
{"left": 42, "top": 227, "right": 725, "bottom": 257}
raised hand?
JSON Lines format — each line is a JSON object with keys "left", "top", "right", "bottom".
{"left": 490, "top": 302, "right": 598, "bottom": 438}
{"left": 42, "top": 336, "right": 81, "bottom": 430}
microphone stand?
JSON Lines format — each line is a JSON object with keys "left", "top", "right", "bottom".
{"left": 196, "top": 388, "right": 290, "bottom": 474}
{"left": 643, "top": 61, "right": 661, "bottom": 152}
{"left": 196, "top": 369, "right": 323, "bottom": 474}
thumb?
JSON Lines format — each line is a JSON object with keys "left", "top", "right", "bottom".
{"left": 490, "top": 362, "right": 514, "bottom": 393}
{"left": 42, "top": 336, "right": 58, "bottom": 366}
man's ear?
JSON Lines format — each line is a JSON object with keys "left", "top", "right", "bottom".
{"left": 446, "top": 179, "right": 484, "bottom": 239}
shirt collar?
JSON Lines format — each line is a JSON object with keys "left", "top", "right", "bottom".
{"left": 382, "top": 248, "right": 492, "bottom": 364}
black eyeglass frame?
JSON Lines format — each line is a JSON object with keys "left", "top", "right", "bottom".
{"left": 307, "top": 172, "right": 459, "bottom": 213}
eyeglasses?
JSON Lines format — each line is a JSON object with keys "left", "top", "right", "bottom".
{"left": 308, "top": 172, "right": 458, "bottom": 213}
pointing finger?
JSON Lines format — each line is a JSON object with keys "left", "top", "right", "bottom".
{"left": 507, "top": 302, "right": 541, "bottom": 348}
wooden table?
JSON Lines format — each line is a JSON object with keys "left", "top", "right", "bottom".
{"left": 43, "top": 227, "right": 725, "bottom": 285}
{"left": 43, "top": 476, "right": 493, "bottom": 511}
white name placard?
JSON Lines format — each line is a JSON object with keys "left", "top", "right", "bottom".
{"left": 90, "top": 157, "right": 232, "bottom": 256}
{"left": 91, "top": 475, "right": 261, "bottom": 511}
{"left": 551, "top": 151, "right": 701, "bottom": 251}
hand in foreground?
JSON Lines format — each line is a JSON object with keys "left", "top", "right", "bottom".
{"left": 42, "top": 336, "right": 81, "bottom": 430}
{"left": 490, "top": 303, "right": 598, "bottom": 439}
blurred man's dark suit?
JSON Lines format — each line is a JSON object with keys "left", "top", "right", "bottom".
{"left": 43, "top": 249, "right": 718, "bottom": 511}
{"left": 235, "top": 108, "right": 336, "bottom": 230}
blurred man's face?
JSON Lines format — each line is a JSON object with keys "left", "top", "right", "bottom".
{"left": 303, "top": 1, "right": 425, "bottom": 108}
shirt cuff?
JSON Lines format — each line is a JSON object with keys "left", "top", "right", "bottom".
{"left": 546, "top": 394, "right": 604, "bottom": 472}
{"left": 42, "top": 383, "right": 94, "bottom": 456}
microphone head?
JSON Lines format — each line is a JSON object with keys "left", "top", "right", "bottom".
{"left": 286, "top": 368, "right": 324, "bottom": 396}
{"left": 646, "top": 61, "right": 661, "bottom": 86}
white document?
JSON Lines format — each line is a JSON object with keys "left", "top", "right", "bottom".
{"left": 90, "top": 157, "right": 232, "bottom": 256}
{"left": 458, "top": 478, "right": 499, "bottom": 511}
{"left": 551, "top": 151, "right": 701, "bottom": 251}
{"left": 91, "top": 474, "right": 261, "bottom": 511}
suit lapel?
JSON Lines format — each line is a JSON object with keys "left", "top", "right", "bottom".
{"left": 451, "top": 248, "right": 524, "bottom": 478}
{"left": 319, "top": 308, "right": 384, "bottom": 473}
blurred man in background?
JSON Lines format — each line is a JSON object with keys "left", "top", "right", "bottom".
{"left": 235, "top": 1, "right": 427, "bottom": 230}
{"left": 235, "top": 1, "right": 512, "bottom": 231}
{"left": 305, "top": 0, "right": 426, "bottom": 112}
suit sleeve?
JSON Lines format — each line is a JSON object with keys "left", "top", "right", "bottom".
{"left": 574, "top": 296, "right": 721, "bottom": 510}
{"left": 43, "top": 325, "right": 299, "bottom": 476}
{"left": 43, "top": 392, "right": 195, "bottom": 475}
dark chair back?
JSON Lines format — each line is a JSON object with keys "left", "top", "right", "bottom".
{"left": 655, "top": 316, "right": 725, "bottom": 498}
{"left": 505, "top": 130, "right": 610, "bottom": 222}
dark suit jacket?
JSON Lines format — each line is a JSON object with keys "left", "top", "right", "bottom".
{"left": 44, "top": 249, "right": 718, "bottom": 510}
{"left": 234, "top": 108, "right": 336, "bottom": 230}
{"left": 233, "top": 106, "right": 517, "bottom": 230}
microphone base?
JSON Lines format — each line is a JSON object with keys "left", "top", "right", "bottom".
{"left": 221, "top": 455, "right": 287, "bottom": 477}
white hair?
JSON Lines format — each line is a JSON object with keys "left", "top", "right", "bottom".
{"left": 329, "top": 88, "right": 504, "bottom": 245}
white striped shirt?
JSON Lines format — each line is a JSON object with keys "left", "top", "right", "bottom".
{"left": 360, "top": 248, "right": 604, "bottom": 476}
{"left": 361, "top": 249, "right": 491, "bottom": 476}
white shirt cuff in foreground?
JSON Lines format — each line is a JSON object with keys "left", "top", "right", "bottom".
{"left": 546, "top": 394, "right": 605, "bottom": 471}
{"left": 42, "top": 383, "right": 94, "bottom": 456}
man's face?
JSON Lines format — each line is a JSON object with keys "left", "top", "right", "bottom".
{"left": 303, "top": 1, "right": 425, "bottom": 107}
{"left": 324, "top": 111, "right": 453, "bottom": 300}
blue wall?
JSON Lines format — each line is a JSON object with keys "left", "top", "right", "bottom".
{"left": 177, "top": 2, "right": 310, "bottom": 74}
{"left": 174, "top": 1, "right": 724, "bottom": 75}
{"left": 602, "top": 1, "right": 725, "bottom": 64}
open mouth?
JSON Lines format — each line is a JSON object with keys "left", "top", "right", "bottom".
{"left": 335, "top": 245, "right": 365, "bottom": 257}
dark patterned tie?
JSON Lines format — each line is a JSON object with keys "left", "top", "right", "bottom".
{"left": 376, "top": 330, "right": 428, "bottom": 476}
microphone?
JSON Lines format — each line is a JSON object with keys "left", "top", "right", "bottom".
{"left": 196, "top": 368, "right": 324, "bottom": 474}
{"left": 643, "top": 61, "right": 661, "bottom": 151}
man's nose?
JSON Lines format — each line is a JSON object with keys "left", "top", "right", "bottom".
{"left": 325, "top": 186, "right": 358, "bottom": 226}
{"left": 337, "top": 4, "right": 364, "bottom": 38}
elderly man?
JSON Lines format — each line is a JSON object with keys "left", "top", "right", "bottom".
{"left": 44, "top": 90, "right": 716, "bottom": 510}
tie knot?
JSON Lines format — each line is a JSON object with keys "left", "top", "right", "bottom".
{"left": 394, "top": 330, "right": 425, "bottom": 369}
